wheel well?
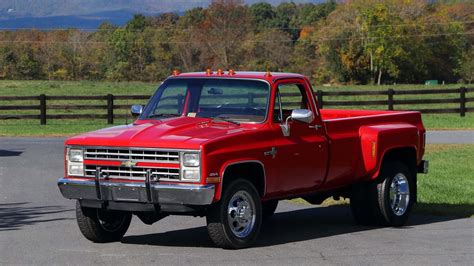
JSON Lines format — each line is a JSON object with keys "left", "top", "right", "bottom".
{"left": 222, "top": 162, "right": 265, "bottom": 197}
{"left": 382, "top": 147, "right": 417, "bottom": 172}
{"left": 381, "top": 147, "right": 418, "bottom": 202}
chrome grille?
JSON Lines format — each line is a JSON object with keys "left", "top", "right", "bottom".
{"left": 84, "top": 148, "right": 179, "bottom": 162}
{"left": 85, "top": 165, "right": 180, "bottom": 181}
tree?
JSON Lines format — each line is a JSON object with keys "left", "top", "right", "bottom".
{"left": 456, "top": 48, "right": 474, "bottom": 83}
{"left": 250, "top": 2, "right": 276, "bottom": 30}
{"left": 173, "top": 8, "right": 206, "bottom": 72}
{"left": 196, "top": 0, "right": 251, "bottom": 69}
{"left": 242, "top": 29, "right": 293, "bottom": 71}
{"left": 359, "top": 2, "right": 404, "bottom": 85}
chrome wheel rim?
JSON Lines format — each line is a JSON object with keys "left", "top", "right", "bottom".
{"left": 227, "top": 190, "right": 256, "bottom": 238}
{"left": 389, "top": 173, "right": 410, "bottom": 216}
{"left": 97, "top": 210, "right": 127, "bottom": 232}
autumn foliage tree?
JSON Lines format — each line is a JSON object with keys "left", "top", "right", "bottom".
{"left": 0, "top": 0, "right": 471, "bottom": 84}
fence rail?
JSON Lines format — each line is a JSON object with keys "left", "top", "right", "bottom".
{"left": 0, "top": 87, "right": 472, "bottom": 124}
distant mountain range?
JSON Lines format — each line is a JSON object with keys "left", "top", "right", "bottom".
{"left": 0, "top": 0, "right": 325, "bottom": 30}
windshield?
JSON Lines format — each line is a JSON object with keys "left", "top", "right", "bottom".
{"left": 141, "top": 78, "right": 270, "bottom": 123}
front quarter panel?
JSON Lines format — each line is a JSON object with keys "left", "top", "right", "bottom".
{"left": 201, "top": 126, "right": 276, "bottom": 201}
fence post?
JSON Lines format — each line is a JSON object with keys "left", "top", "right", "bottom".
{"left": 388, "top": 89, "right": 394, "bottom": 111}
{"left": 39, "top": 94, "right": 46, "bottom": 125}
{"left": 317, "top": 90, "right": 324, "bottom": 109}
{"left": 460, "top": 87, "right": 466, "bottom": 117}
{"left": 107, "top": 94, "right": 114, "bottom": 124}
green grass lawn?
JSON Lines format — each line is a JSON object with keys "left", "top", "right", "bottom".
{"left": 291, "top": 144, "right": 474, "bottom": 218}
{"left": 416, "top": 144, "right": 474, "bottom": 217}
{"left": 0, "top": 80, "right": 472, "bottom": 136}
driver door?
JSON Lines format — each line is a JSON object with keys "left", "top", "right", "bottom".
{"left": 269, "top": 81, "right": 328, "bottom": 194}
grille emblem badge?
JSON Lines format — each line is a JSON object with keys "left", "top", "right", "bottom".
{"left": 121, "top": 160, "right": 137, "bottom": 167}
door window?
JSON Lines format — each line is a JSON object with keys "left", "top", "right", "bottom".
{"left": 273, "top": 83, "right": 310, "bottom": 123}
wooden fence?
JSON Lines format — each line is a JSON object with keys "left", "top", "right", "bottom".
{"left": 0, "top": 87, "right": 472, "bottom": 125}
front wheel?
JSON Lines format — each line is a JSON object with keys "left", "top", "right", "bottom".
{"left": 75, "top": 201, "right": 132, "bottom": 243}
{"left": 206, "top": 179, "right": 262, "bottom": 249}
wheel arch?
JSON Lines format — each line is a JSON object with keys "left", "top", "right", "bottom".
{"left": 216, "top": 160, "right": 266, "bottom": 201}
{"left": 380, "top": 146, "right": 417, "bottom": 174}
{"left": 375, "top": 146, "right": 418, "bottom": 202}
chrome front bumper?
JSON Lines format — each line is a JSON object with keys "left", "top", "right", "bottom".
{"left": 57, "top": 177, "right": 215, "bottom": 207}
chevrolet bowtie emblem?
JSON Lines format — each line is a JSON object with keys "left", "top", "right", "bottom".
{"left": 121, "top": 160, "right": 137, "bottom": 167}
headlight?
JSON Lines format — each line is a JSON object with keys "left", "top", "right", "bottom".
{"left": 182, "top": 169, "right": 200, "bottom": 181}
{"left": 68, "top": 148, "right": 83, "bottom": 162}
{"left": 183, "top": 153, "right": 200, "bottom": 167}
{"left": 67, "top": 162, "right": 84, "bottom": 176}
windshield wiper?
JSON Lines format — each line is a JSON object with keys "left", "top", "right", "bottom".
{"left": 211, "top": 117, "right": 240, "bottom": 125}
{"left": 147, "top": 113, "right": 179, "bottom": 119}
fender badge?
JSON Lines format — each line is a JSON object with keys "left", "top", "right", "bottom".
{"left": 121, "top": 160, "right": 137, "bottom": 167}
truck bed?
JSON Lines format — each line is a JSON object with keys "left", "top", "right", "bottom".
{"left": 319, "top": 109, "right": 425, "bottom": 190}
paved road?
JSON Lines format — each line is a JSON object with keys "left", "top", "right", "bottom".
{"left": 427, "top": 130, "right": 474, "bottom": 144}
{"left": 1, "top": 138, "right": 473, "bottom": 265}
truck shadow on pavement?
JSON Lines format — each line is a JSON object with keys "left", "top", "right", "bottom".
{"left": 0, "top": 202, "right": 73, "bottom": 231}
{"left": 0, "top": 150, "right": 23, "bottom": 157}
{"left": 121, "top": 204, "right": 464, "bottom": 248}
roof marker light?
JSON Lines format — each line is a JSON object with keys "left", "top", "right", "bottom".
{"left": 217, "top": 69, "right": 224, "bottom": 76}
{"left": 172, "top": 69, "right": 180, "bottom": 76}
{"left": 228, "top": 69, "right": 236, "bottom": 75}
{"left": 265, "top": 71, "right": 272, "bottom": 77}
{"left": 206, "top": 69, "right": 213, "bottom": 75}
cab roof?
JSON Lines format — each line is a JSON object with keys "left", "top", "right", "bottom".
{"left": 168, "top": 71, "right": 307, "bottom": 82}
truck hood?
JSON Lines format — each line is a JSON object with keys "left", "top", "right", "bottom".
{"left": 65, "top": 117, "right": 255, "bottom": 149}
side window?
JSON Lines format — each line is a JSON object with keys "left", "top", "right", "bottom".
{"left": 273, "top": 83, "right": 310, "bottom": 123}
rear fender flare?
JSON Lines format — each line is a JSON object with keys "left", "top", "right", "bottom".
{"left": 359, "top": 124, "right": 419, "bottom": 179}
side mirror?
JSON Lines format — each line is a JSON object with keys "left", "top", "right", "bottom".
{"left": 131, "top": 104, "right": 143, "bottom": 117}
{"left": 280, "top": 109, "right": 314, "bottom": 137}
{"left": 291, "top": 109, "right": 314, "bottom": 124}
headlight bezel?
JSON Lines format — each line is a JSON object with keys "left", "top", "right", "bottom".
{"left": 180, "top": 151, "right": 201, "bottom": 182}
{"left": 66, "top": 147, "right": 84, "bottom": 176}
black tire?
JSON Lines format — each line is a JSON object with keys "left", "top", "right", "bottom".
{"left": 350, "top": 161, "right": 415, "bottom": 227}
{"left": 76, "top": 201, "right": 132, "bottom": 243}
{"left": 262, "top": 200, "right": 278, "bottom": 220}
{"left": 206, "top": 179, "right": 262, "bottom": 249}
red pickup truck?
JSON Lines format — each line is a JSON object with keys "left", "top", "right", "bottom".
{"left": 58, "top": 71, "right": 428, "bottom": 249}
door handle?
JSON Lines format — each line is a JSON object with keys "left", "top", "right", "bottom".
{"left": 309, "top": 125, "right": 322, "bottom": 130}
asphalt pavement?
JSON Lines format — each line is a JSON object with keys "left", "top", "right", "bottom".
{"left": 426, "top": 130, "right": 474, "bottom": 144}
{"left": 0, "top": 137, "right": 473, "bottom": 265}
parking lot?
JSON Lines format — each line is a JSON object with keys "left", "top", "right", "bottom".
{"left": 0, "top": 138, "right": 472, "bottom": 265}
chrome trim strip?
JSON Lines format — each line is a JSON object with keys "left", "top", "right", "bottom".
{"left": 221, "top": 160, "right": 266, "bottom": 196}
